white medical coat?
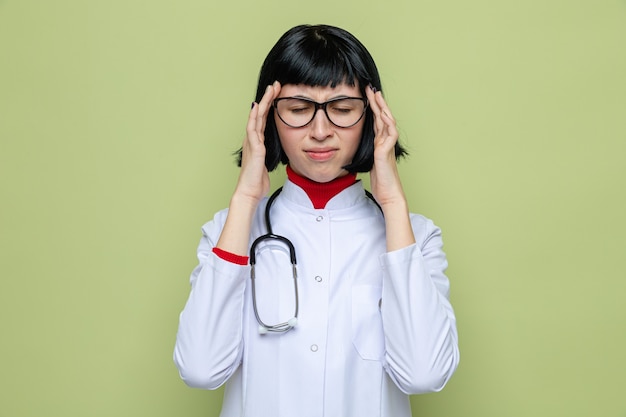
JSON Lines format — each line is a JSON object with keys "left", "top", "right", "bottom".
{"left": 174, "top": 180, "right": 459, "bottom": 417}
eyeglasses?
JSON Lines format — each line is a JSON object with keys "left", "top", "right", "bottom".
{"left": 274, "top": 96, "right": 368, "bottom": 128}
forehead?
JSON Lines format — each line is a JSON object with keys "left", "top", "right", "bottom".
{"left": 279, "top": 83, "right": 361, "bottom": 100}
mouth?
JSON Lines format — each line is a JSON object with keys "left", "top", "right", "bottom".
{"left": 305, "top": 148, "right": 337, "bottom": 161}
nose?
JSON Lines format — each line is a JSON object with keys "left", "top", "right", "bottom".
{"left": 309, "top": 107, "right": 333, "bottom": 141}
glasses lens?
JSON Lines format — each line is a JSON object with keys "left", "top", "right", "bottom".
{"left": 276, "top": 99, "right": 316, "bottom": 128}
{"left": 326, "top": 98, "right": 366, "bottom": 127}
{"left": 276, "top": 98, "right": 366, "bottom": 128}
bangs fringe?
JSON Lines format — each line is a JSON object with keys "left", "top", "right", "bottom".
{"left": 278, "top": 38, "right": 358, "bottom": 88}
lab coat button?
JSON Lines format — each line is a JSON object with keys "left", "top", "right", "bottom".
{"left": 314, "top": 276, "right": 322, "bottom": 283}
{"left": 310, "top": 344, "right": 319, "bottom": 352}
{"left": 316, "top": 216, "right": 323, "bottom": 222}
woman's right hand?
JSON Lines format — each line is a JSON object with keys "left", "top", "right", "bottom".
{"left": 215, "top": 81, "right": 281, "bottom": 256}
{"left": 235, "top": 81, "right": 282, "bottom": 205}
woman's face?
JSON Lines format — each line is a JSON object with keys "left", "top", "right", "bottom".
{"left": 274, "top": 83, "right": 365, "bottom": 183}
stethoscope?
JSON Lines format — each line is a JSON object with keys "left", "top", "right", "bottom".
{"left": 249, "top": 185, "right": 381, "bottom": 335}
{"left": 249, "top": 187, "right": 299, "bottom": 334}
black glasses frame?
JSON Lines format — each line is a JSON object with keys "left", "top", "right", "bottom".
{"left": 273, "top": 96, "right": 368, "bottom": 128}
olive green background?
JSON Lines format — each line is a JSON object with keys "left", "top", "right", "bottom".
{"left": 1, "top": 1, "right": 625, "bottom": 416}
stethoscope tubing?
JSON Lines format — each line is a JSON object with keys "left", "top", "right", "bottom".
{"left": 249, "top": 187, "right": 299, "bottom": 333}
{"left": 248, "top": 185, "right": 381, "bottom": 334}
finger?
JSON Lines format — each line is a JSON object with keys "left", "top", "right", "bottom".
{"left": 377, "top": 116, "right": 398, "bottom": 151}
{"left": 366, "top": 85, "right": 385, "bottom": 135}
{"left": 367, "top": 85, "right": 397, "bottom": 124}
{"left": 255, "top": 81, "right": 282, "bottom": 136}
{"left": 366, "top": 84, "right": 381, "bottom": 116}
{"left": 366, "top": 86, "right": 399, "bottom": 152}
{"left": 246, "top": 101, "right": 261, "bottom": 143}
{"left": 374, "top": 91, "right": 396, "bottom": 124}
{"left": 255, "top": 85, "right": 273, "bottom": 134}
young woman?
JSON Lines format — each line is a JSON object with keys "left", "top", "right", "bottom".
{"left": 174, "top": 24, "right": 459, "bottom": 417}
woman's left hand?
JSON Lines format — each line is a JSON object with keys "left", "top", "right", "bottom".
{"left": 366, "top": 85, "right": 416, "bottom": 251}
{"left": 366, "top": 85, "right": 405, "bottom": 208}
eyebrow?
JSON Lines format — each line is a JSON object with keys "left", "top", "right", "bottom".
{"left": 287, "top": 95, "right": 356, "bottom": 102}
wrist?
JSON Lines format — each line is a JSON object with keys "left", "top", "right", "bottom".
{"left": 229, "top": 191, "right": 264, "bottom": 214}
{"left": 379, "top": 197, "right": 415, "bottom": 252}
{"left": 215, "top": 192, "right": 262, "bottom": 257}
{"left": 379, "top": 195, "right": 409, "bottom": 217}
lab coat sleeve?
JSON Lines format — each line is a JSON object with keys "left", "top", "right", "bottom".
{"left": 173, "top": 210, "right": 247, "bottom": 389}
{"left": 379, "top": 216, "right": 460, "bottom": 394}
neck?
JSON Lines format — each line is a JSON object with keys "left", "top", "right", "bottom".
{"left": 286, "top": 165, "right": 357, "bottom": 209}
